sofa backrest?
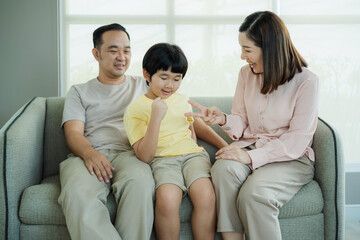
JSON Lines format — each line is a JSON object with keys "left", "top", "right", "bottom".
{"left": 42, "top": 96, "right": 235, "bottom": 178}
{"left": 43, "top": 97, "right": 70, "bottom": 178}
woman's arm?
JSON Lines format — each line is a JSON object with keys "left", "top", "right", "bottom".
{"left": 247, "top": 76, "right": 320, "bottom": 169}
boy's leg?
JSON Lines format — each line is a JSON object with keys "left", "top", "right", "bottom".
{"left": 188, "top": 177, "right": 216, "bottom": 240}
{"left": 58, "top": 152, "right": 121, "bottom": 240}
{"left": 183, "top": 152, "right": 216, "bottom": 240}
{"left": 150, "top": 155, "right": 188, "bottom": 240}
{"left": 110, "top": 150, "right": 155, "bottom": 240}
{"left": 155, "top": 184, "right": 183, "bottom": 240}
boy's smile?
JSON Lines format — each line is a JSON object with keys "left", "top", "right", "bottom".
{"left": 145, "top": 68, "right": 183, "bottom": 100}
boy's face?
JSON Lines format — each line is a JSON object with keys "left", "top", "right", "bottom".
{"left": 145, "top": 68, "right": 182, "bottom": 100}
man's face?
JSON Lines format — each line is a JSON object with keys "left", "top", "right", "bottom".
{"left": 93, "top": 30, "right": 131, "bottom": 80}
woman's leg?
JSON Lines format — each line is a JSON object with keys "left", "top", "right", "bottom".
{"left": 155, "top": 183, "right": 183, "bottom": 240}
{"left": 211, "top": 159, "right": 251, "bottom": 235}
{"left": 237, "top": 155, "right": 314, "bottom": 240}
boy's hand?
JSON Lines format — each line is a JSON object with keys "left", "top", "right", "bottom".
{"left": 185, "top": 100, "right": 226, "bottom": 126}
{"left": 151, "top": 97, "right": 168, "bottom": 122}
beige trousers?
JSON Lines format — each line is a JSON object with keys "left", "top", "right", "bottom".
{"left": 58, "top": 150, "right": 155, "bottom": 240}
{"left": 211, "top": 150, "right": 314, "bottom": 240}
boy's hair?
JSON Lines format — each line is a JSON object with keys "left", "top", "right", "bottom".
{"left": 240, "top": 11, "right": 307, "bottom": 94}
{"left": 93, "top": 23, "right": 130, "bottom": 49}
{"left": 142, "top": 43, "right": 188, "bottom": 81}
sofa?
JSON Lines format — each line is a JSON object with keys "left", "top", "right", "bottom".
{"left": 0, "top": 96, "right": 344, "bottom": 240}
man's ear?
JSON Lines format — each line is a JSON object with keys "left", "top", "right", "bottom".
{"left": 143, "top": 69, "right": 151, "bottom": 83}
{"left": 92, "top": 48, "right": 100, "bottom": 61}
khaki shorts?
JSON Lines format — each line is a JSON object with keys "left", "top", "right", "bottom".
{"left": 150, "top": 151, "right": 211, "bottom": 194}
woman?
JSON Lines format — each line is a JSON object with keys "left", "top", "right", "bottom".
{"left": 186, "top": 11, "right": 319, "bottom": 240}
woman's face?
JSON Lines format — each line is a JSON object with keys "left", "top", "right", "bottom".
{"left": 239, "top": 32, "right": 263, "bottom": 74}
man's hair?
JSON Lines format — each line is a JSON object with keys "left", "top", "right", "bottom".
{"left": 240, "top": 11, "right": 307, "bottom": 94}
{"left": 142, "top": 43, "right": 188, "bottom": 80}
{"left": 93, "top": 23, "right": 130, "bottom": 49}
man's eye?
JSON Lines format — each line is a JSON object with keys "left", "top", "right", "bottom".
{"left": 109, "top": 51, "right": 117, "bottom": 53}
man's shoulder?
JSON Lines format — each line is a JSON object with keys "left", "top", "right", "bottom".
{"left": 69, "top": 78, "right": 97, "bottom": 91}
{"left": 126, "top": 75, "right": 145, "bottom": 84}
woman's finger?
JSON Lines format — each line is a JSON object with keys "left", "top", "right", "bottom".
{"left": 188, "top": 100, "right": 206, "bottom": 112}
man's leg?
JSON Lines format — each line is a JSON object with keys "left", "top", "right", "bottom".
{"left": 111, "top": 150, "right": 155, "bottom": 240}
{"left": 58, "top": 153, "right": 121, "bottom": 240}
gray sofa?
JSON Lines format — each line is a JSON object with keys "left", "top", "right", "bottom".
{"left": 1, "top": 96, "right": 344, "bottom": 240}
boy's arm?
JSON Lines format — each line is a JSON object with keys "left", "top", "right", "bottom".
{"left": 189, "top": 124, "right": 197, "bottom": 142}
{"left": 193, "top": 117, "right": 228, "bottom": 149}
{"left": 132, "top": 97, "right": 167, "bottom": 163}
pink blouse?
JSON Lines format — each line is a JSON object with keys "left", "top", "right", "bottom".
{"left": 221, "top": 65, "right": 319, "bottom": 169}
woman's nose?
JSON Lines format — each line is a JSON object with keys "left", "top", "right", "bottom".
{"left": 241, "top": 52, "right": 246, "bottom": 60}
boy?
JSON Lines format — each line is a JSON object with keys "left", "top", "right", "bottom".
{"left": 124, "top": 43, "right": 216, "bottom": 240}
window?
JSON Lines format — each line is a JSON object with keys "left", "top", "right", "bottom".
{"left": 60, "top": 0, "right": 360, "bottom": 164}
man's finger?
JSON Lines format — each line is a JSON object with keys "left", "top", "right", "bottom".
{"left": 103, "top": 162, "right": 114, "bottom": 179}
{"left": 93, "top": 168, "right": 103, "bottom": 182}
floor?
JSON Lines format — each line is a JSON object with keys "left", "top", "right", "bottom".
{"left": 345, "top": 220, "right": 360, "bottom": 240}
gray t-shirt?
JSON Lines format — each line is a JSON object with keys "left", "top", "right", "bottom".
{"left": 62, "top": 75, "right": 149, "bottom": 151}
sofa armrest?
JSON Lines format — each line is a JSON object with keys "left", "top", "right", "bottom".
{"left": 312, "top": 118, "right": 345, "bottom": 240}
{"left": 0, "top": 97, "right": 46, "bottom": 240}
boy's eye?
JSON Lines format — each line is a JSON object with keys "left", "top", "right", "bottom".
{"left": 174, "top": 79, "right": 181, "bottom": 82}
{"left": 161, "top": 78, "right": 167, "bottom": 81}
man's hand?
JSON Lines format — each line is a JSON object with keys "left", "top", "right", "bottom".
{"left": 185, "top": 100, "right": 226, "bottom": 126}
{"left": 63, "top": 120, "right": 115, "bottom": 184}
{"left": 84, "top": 150, "right": 115, "bottom": 183}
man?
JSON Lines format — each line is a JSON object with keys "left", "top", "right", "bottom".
{"left": 58, "top": 24, "right": 154, "bottom": 240}
{"left": 58, "top": 23, "right": 227, "bottom": 240}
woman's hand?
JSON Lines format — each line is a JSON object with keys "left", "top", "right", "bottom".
{"left": 185, "top": 100, "right": 226, "bottom": 126}
{"left": 215, "top": 143, "right": 252, "bottom": 165}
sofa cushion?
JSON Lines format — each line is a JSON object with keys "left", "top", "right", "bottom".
{"left": 279, "top": 180, "right": 324, "bottom": 218}
{"left": 19, "top": 175, "right": 116, "bottom": 225}
{"left": 19, "top": 175, "right": 323, "bottom": 227}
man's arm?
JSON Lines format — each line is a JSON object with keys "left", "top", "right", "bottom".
{"left": 63, "top": 120, "right": 114, "bottom": 183}
{"left": 193, "top": 117, "right": 228, "bottom": 149}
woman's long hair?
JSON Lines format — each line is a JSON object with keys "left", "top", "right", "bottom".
{"left": 240, "top": 11, "right": 307, "bottom": 94}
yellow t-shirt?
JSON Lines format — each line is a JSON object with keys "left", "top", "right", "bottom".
{"left": 124, "top": 93, "right": 204, "bottom": 157}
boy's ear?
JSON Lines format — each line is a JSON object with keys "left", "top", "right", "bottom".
{"left": 143, "top": 69, "right": 151, "bottom": 83}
